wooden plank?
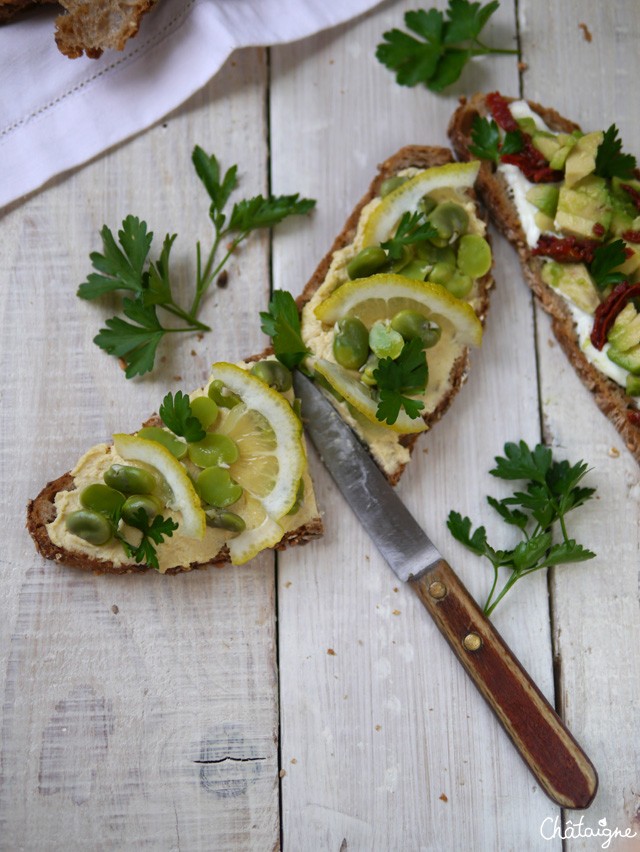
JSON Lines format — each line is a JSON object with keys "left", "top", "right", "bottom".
{"left": 0, "top": 48, "right": 281, "bottom": 851}
{"left": 520, "top": 1, "right": 640, "bottom": 846}
{"left": 271, "top": 2, "right": 562, "bottom": 848}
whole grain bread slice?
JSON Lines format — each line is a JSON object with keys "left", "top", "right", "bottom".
{"left": 27, "top": 404, "right": 323, "bottom": 576}
{"left": 448, "top": 93, "right": 640, "bottom": 465}
{"left": 297, "top": 144, "right": 494, "bottom": 485}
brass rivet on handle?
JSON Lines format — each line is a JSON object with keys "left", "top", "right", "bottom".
{"left": 428, "top": 581, "right": 447, "bottom": 600}
{"left": 463, "top": 632, "right": 482, "bottom": 652}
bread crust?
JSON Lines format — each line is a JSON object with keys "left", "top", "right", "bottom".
{"left": 26, "top": 407, "right": 323, "bottom": 576}
{"left": 448, "top": 94, "right": 640, "bottom": 465}
{"left": 298, "top": 145, "right": 494, "bottom": 486}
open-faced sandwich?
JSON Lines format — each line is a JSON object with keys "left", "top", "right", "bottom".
{"left": 295, "top": 146, "right": 494, "bottom": 484}
{"left": 27, "top": 359, "right": 322, "bottom": 574}
{"left": 449, "top": 92, "right": 640, "bottom": 464}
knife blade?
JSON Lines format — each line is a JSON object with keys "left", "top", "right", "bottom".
{"left": 293, "top": 370, "right": 598, "bottom": 810}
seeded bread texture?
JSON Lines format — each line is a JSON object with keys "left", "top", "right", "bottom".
{"left": 448, "top": 93, "right": 640, "bottom": 465}
{"left": 298, "top": 145, "right": 494, "bottom": 486}
{"left": 0, "top": 0, "right": 156, "bottom": 58}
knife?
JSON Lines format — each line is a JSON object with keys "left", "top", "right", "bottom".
{"left": 293, "top": 370, "right": 598, "bottom": 810}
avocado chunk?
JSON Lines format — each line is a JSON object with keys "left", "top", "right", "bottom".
{"left": 607, "top": 345, "right": 640, "bottom": 376}
{"left": 541, "top": 260, "right": 600, "bottom": 314}
{"left": 532, "top": 132, "right": 562, "bottom": 162}
{"left": 615, "top": 243, "right": 640, "bottom": 279}
{"left": 607, "top": 302, "right": 640, "bottom": 351}
{"left": 626, "top": 374, "right": 640, "bottom": 396}
{"left": 555, "top": 175, "right": 612, "bottom": 238}
{"left": 526, "top": 184, "right": 560, "bottom": 218}
{"left": 563, "top": 131, "right": 603, "bottom": 187}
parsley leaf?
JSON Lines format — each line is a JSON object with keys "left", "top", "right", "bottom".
{"left": 589, "top": 239, "right": 628, "bottom": 289}
{"left": 78, "top": 148, "right": 315, "bottom": 379}
{"left": 376, "top": 1, "right": 517, "bottom": 94}
{"left": 77, "top": 216, "right": 153, "bottom": 300}
{"left": 381, "top": 211, "right": 438, "bottom": 260}
{"left": 373, "top": 338, "right": 427, "bottom": 425}
{"left": 117, "top": 510, "right": 179, "bottom": 571}
{"left": 159, "top": 391, "right": 206, "bottom": 442}
{"left": 447, "top": 440, "right": 596, "bottom": 617}
{"left": 93, "top": 299, "right": 165, "bottom": 379}
{"left": 469, "top": 115, "right": 523, "bottom": 162}
{"left": 259, "top": 290, "right": 310, "bottom": 370}
{"left": 594, "top": 125, "right": 637, "bottom": 180}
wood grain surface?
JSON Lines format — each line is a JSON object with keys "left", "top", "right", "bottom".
{"left": 1, "top": 1, "right": 639, "bottom": 850}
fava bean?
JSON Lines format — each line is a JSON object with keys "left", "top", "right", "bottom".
{"left": 369, "top": 320, "right": 404, "bottom": 360}
{"left": 208, "top": 379, "right": 241, "bottom": 409}
{"left": 446, "top": 271, "right": 473, "bottom": 299}
{"left": 121, "top": 494, "right": 164, "bottom": 526}
{"left": 380, "top": 176, "right": 407, "bottom": 197}
{"left": 347, "top": 246, "right": 388, "bottom": 280}
{"left": 190, "top": 396, "right": 219, "bottom": 429}
{"left": 65, "top": 509, "right": 114, "bottom": 545}
{"left": 188, "top": 434, "right": 239, "bottom": 469}
{"left": 205, "top": 508, "right": 246, "bottom": 532}
{"left": 390, "top": 310, "right": 442, "bottom": 348}
{"left": 428, "top": 262, "right": 454, "bottom": 285}
{"left": 429, "top": 202, "right": 469, "bottom": 244}
{"left": 80, "top": 483, "right": 125, "bottom": 517}
{"left": 137, "top": 427, "right": 188, "bottom": 459}
{"left": 456, "top": 234, "right": 492, "bottom": 278}
{"left": 360, "top": 354, "right": 379, "bottom": 387}
{"left": 333, "top": 317, "right": 369, "bottom": 370}
{"left": 417, "top": 195, "right": 438, "bottom": 216}
{"left": 197, "top": 466, "right": 243, "bottom": 508}
{"left": 250, "top": 360, "right": 293, "bottom": 392}
{"left": 399, "top": 259, "right": 431, "bottom": 281}
{"left": 104, "top": 464, "right": 155, "bottom": 495}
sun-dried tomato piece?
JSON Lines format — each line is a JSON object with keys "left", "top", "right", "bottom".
{"left": 532, "top": 234, "right": 600, "bottom": 263}
{"left": 590, "top": 281, "right": 640, "bottom": 350}
{"left": 628, "top": 410, "right": 640, "bottom": 426}
{"left": 621, "top": 230, "right": 640, "bottom": 244}
{"left": 621, "top": 183, "right": 640, "bottom": 212}
{"left": 486, "top": 91, "right": 520, "bottom": 132}
{"left": 485, "top": 92, "right": 563, "bottom": 183}
{"left": 592, "top": 223, "right": 606, "bottom": 238}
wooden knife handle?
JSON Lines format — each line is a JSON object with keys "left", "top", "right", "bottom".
{"left": 410, "top": 558, "right": 598, "bottom": 809}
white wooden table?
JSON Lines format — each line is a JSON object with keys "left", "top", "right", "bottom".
{"left": 2, "top": 1, "right": 639, "bottom": 849}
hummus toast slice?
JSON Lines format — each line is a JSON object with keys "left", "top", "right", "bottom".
{"left": 448, "top": 92, "right": 640, "bottom": 464}
{"left": 27, "top": 358, "right": 323, "bottom": 574}
{"left": 295, "top": 146, "right": 494, "bottom": 485}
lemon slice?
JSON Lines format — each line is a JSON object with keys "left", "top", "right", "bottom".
{"left": 314, "top": 274, "right": 483, "bottom": 346}
{"left": 314, "top": 358, "right": 427, "bottom": 435}
{"left": 208, "top": 363, "right": 305, "bottom": 520}
{"left": 361, "top": 161, "right": 480, "bottom": 248}
{"left": 227, "top": 495, "right": 285, "bottom": 565}
{"left": 113, "top": 433, "right": 206, "bottom": 540}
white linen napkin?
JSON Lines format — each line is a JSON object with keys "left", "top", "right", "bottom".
{"left": 0, "top": 0, "right": 382, "bottom": 210}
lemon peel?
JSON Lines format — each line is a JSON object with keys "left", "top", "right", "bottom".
{"left": 314, "top": 274, "right": 483, "bottom": 347}
{"left": 362, "top": 161, "right": 480, "bottom": 248}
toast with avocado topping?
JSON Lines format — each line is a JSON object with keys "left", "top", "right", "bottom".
{"left": 27, "top": 358, "right": 323, "bottom": 574}
{"left": 448, "top": 92, "right": 640, "bottom": 464}
{"left": 294, "top": 146, "right": 494, "bottom": 485}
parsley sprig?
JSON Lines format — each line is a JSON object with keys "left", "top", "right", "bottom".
{"left": 594, "top": 125, "right": 637, "bottom": 180}
{"left": 381, "top": 211, "right": 438, "bottom": 260}
{"left": 469, "top": 115, "right": 523, "bottom": 163}
{"left": 78, "top": 148, "right": 315, "bottom": 378}
{"left": 376, "top": 1, "right": 517, "bottom": 93}
{"left": 373, "top": 338, "right": 428, "bottom": 424}
{"left": 159, "top": 391, "right": 206, "bottom": 442}
{"left": 116, "top": 509, "right": 179, "bottom": 571}
{"left": 447, "top": 440, "right": 596, "bottom": 616}
{"left": 590, "top": 239, "right": 628, "bottom": 289}
{"left": 259, "top": 290, "right": 310, "bottom": 370}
